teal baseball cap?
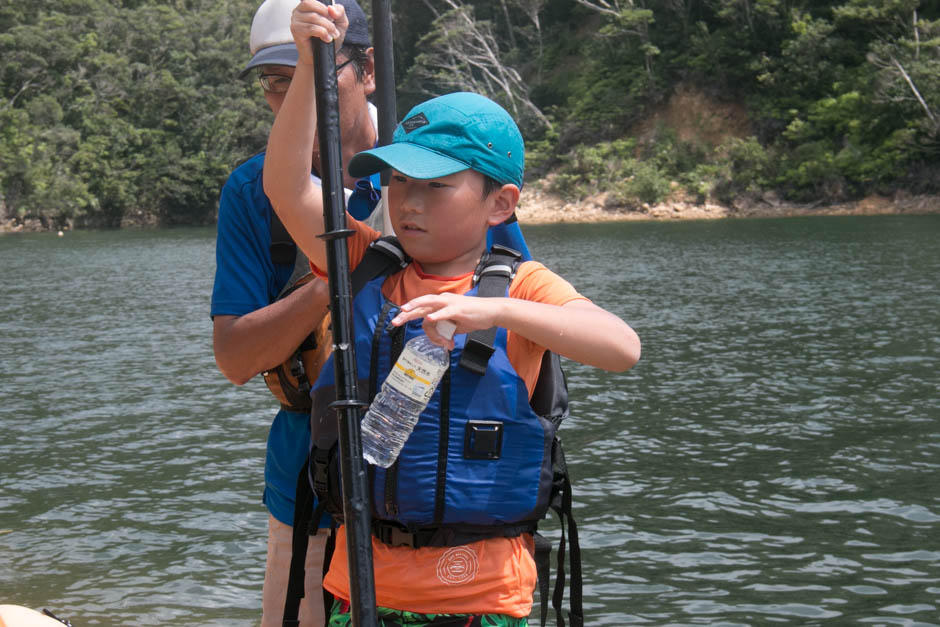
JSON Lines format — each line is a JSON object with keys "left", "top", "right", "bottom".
{"left": 348, "top": 92, "right": 525, "bottom": 189}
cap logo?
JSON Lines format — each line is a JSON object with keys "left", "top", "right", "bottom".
{"left": 401, "top": 113, "right": 429, "bottom": 133}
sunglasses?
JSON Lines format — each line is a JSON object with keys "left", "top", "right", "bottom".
{"left": 258, "top": 58, "right": 355, "bottom": 93}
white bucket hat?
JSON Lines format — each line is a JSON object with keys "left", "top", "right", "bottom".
{"left": 239, "top": 0, "right": 371, "bottom": 77}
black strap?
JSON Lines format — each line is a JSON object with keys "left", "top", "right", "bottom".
{"left": 370, "top": 300, "right": 398, "bottom": 403}
{"left": 283, "top": 458, "right": 315, "bottom": 627}
{"left": 534, "top": 532, "right": 552, "bottom": 627}
{"left": 270, "top": 212, "right": 297, "bottom": 266}
{"left": 282, "top": 237, "right": 409, "bottom": 625}
{"left": 553, "top": 469, "right": 583, "bottom": 627}
{"left": 530, "top": 350, "right": 570, "bottom": 427}
{"left": 382, "top": 323, "right": 406, "bottom": 518}
{"left": 545, "top": 441, "right": 583, "bottom": 627}
{"left": 567, "top": 485, "right": 584, "bottom": 627}
{"left": 552, "top": 494, "right": 568, "bottom": 627}
{"left": 370, "top": 519, "right": 537, "bottom": 549}
{"left": 350, "top": 236, "right": 410, "bottom": 295}
{"left": 41, "top": 610, "right": 73, "bottom": 627}
{"left": 275, "top": 228, "right": 407, "bottom": 300}
{"left": 277, "top": 248, "right": 313, "bottom": 300}
{"left": 267, "top": 215, "right": 317, "bottom": 413}
{"left": 321, "top": 524, "right": 337, "bottom": 617}
{"left": 458, "top": 245, "right": 522, "bottom": 375}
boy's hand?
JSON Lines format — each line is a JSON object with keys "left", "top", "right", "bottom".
{"left": 291, "top": 0, "right": 349, "bottom": 66}
{"left": 392, "top": 293, "right": 503, "bottom": 349}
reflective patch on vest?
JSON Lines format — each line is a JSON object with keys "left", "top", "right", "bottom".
{"left": 436, "top": 546, "right": 479, "bottom": 585}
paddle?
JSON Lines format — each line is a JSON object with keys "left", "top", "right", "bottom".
{"left": 372, "top": 0, "right": 395, "bottom": 146}
{"left": 311, "top": 2, "right": 378, "bottom": 624}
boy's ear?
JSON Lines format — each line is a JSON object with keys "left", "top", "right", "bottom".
{"left": 486, "top": 183, "right": 520, "bottom": 226}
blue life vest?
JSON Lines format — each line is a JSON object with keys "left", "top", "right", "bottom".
{"left": 309, "top": 266, "right": 556, "bottom": 543}
{"left": 292, "top": 241, "right": 583, "bottom": 626}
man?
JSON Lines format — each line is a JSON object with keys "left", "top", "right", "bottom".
{"left": 210, "top": 0, "right": 377, "bottom": 624}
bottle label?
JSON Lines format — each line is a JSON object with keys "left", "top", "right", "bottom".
{"left": 384, "top": 348, "right": 441, "bottom": 403}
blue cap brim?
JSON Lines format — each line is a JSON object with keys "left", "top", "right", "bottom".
{"left": 348, "top": 143, "right": 472, "bottom": 180}
{"left": 239, "top": 43, "right": 299, "bottom": 78}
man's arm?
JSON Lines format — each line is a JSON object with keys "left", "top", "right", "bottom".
{"left": 213, "top": 278, "right": 330, "bottom": 385}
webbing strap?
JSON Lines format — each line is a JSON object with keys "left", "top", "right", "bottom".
{"left": 321, "top": 524, "right": 337, "bottom": 618}
{"left": 566, "top": 477, "right": 584, "bottom": 627}
{"left": 546, "top": 443, "right": 583, "bottom": 627}
{"left": 283, "top": 458, "right": 314, "bottom": 627}
{"left": 311, "top": 445, "right": 333, "bottom": 510}
{"left": 277, "top": 247, "right": 312, "bottom": 300}
{"left": 552, "top": 469, "right": 584, "bottom": 627}
{"left": 277, "top": 232, "right": 406, "bottom": 301}
{"left": 370, "top": 300, "right": 398, "bottom": 403}
{"left": 283, "top": 237, "right": 409, "bottom": 625}
{"left": 270, "top": 212, "right": 296, "bottom": 266}
{"left": 370, "top": 519, "right": 536, "bottom": 548}
{"left": 350, "top": 236, "right": 409, "bottom": 295}
{"left": 458, "top": 245, "right": 522, "bottom": 375}
{"left": 534, "top": 532, "right": 552, "bottom": 627}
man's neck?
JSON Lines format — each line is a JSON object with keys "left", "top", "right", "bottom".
{"left": 312, "top": 106, "right": 377, "bottom": 189}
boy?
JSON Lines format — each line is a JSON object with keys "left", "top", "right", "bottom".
{"left": 265, "top": 5, "right": 641, "bottom": 625}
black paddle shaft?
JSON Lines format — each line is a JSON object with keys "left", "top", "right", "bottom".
{"left": 311, "top": 20, "right": 379, "bottom": 626}
{"left": 371, "top": 0, "right": 396, "bottom": 178}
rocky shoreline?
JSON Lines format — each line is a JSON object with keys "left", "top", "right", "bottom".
{"left": 514, "top": 187, "right": 940, "bottom": 225}
{"left": 2, "top": 190, "right": 937, "bottom": 233}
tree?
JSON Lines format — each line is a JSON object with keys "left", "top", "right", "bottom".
{"left": 2, "top": 0, "right": 938, "bottom": 227}
{"left": 573, "top": 0, "right": 658, "bottom": 77}
{"left": 854, "top": 5, "right": 940, "bottom": 141}
{"left": 404, "top": 0, "right": 550, "bottom": 132}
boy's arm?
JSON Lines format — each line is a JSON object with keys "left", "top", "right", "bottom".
{"left": 392, "top": 295, "right": 641, "bottom": 373}
{"left": 263, "top": 0, "right": 347, "bottom": 272}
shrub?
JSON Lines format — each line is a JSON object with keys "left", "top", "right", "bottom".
{"left": 548, "top": 138, "right": 673, "bottom": 207}
{"left": 615, "top": 162, "right": 672, "bottom": 205}
{"left": 679, "top": 137, "right": 772, "bottom": 204}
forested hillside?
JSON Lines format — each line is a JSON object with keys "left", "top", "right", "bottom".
{"left": 1, "top": 0, "right": 937, "bottom": 228}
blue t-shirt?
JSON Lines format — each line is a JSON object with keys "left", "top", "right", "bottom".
{"left": 210, "top": 152, "right": 532, "bottom": 527}
{"left": 211, "top": 152, "right": 321, "bottom": 527}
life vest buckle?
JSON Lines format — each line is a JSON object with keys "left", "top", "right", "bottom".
{"left": 373, "top": 522, "right": 417, "bottom": 548}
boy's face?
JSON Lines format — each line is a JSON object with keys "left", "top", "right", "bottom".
{"left": 388, "top": 169, "right": 515, "bottom": 276}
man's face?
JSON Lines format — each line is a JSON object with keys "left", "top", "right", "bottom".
{"left": 258, "top": 64, "right": 294, "bottom": 115}
{"left": 323, "top": 50, "right": 376, "bottom": 168}
{"left": 258, "top": 49, "right": 376, "bottom": 164}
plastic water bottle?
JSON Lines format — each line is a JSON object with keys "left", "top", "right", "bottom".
{"left": 361, "top": 320, "right": 457, "bottom": 468}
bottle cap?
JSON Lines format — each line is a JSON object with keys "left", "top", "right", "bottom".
{"left": 436, "top": 320, "right": 457, "bottom": 340}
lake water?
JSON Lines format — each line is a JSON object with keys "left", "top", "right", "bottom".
{"left": 1, "top": 215, "right": 938, "bottom": 626}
